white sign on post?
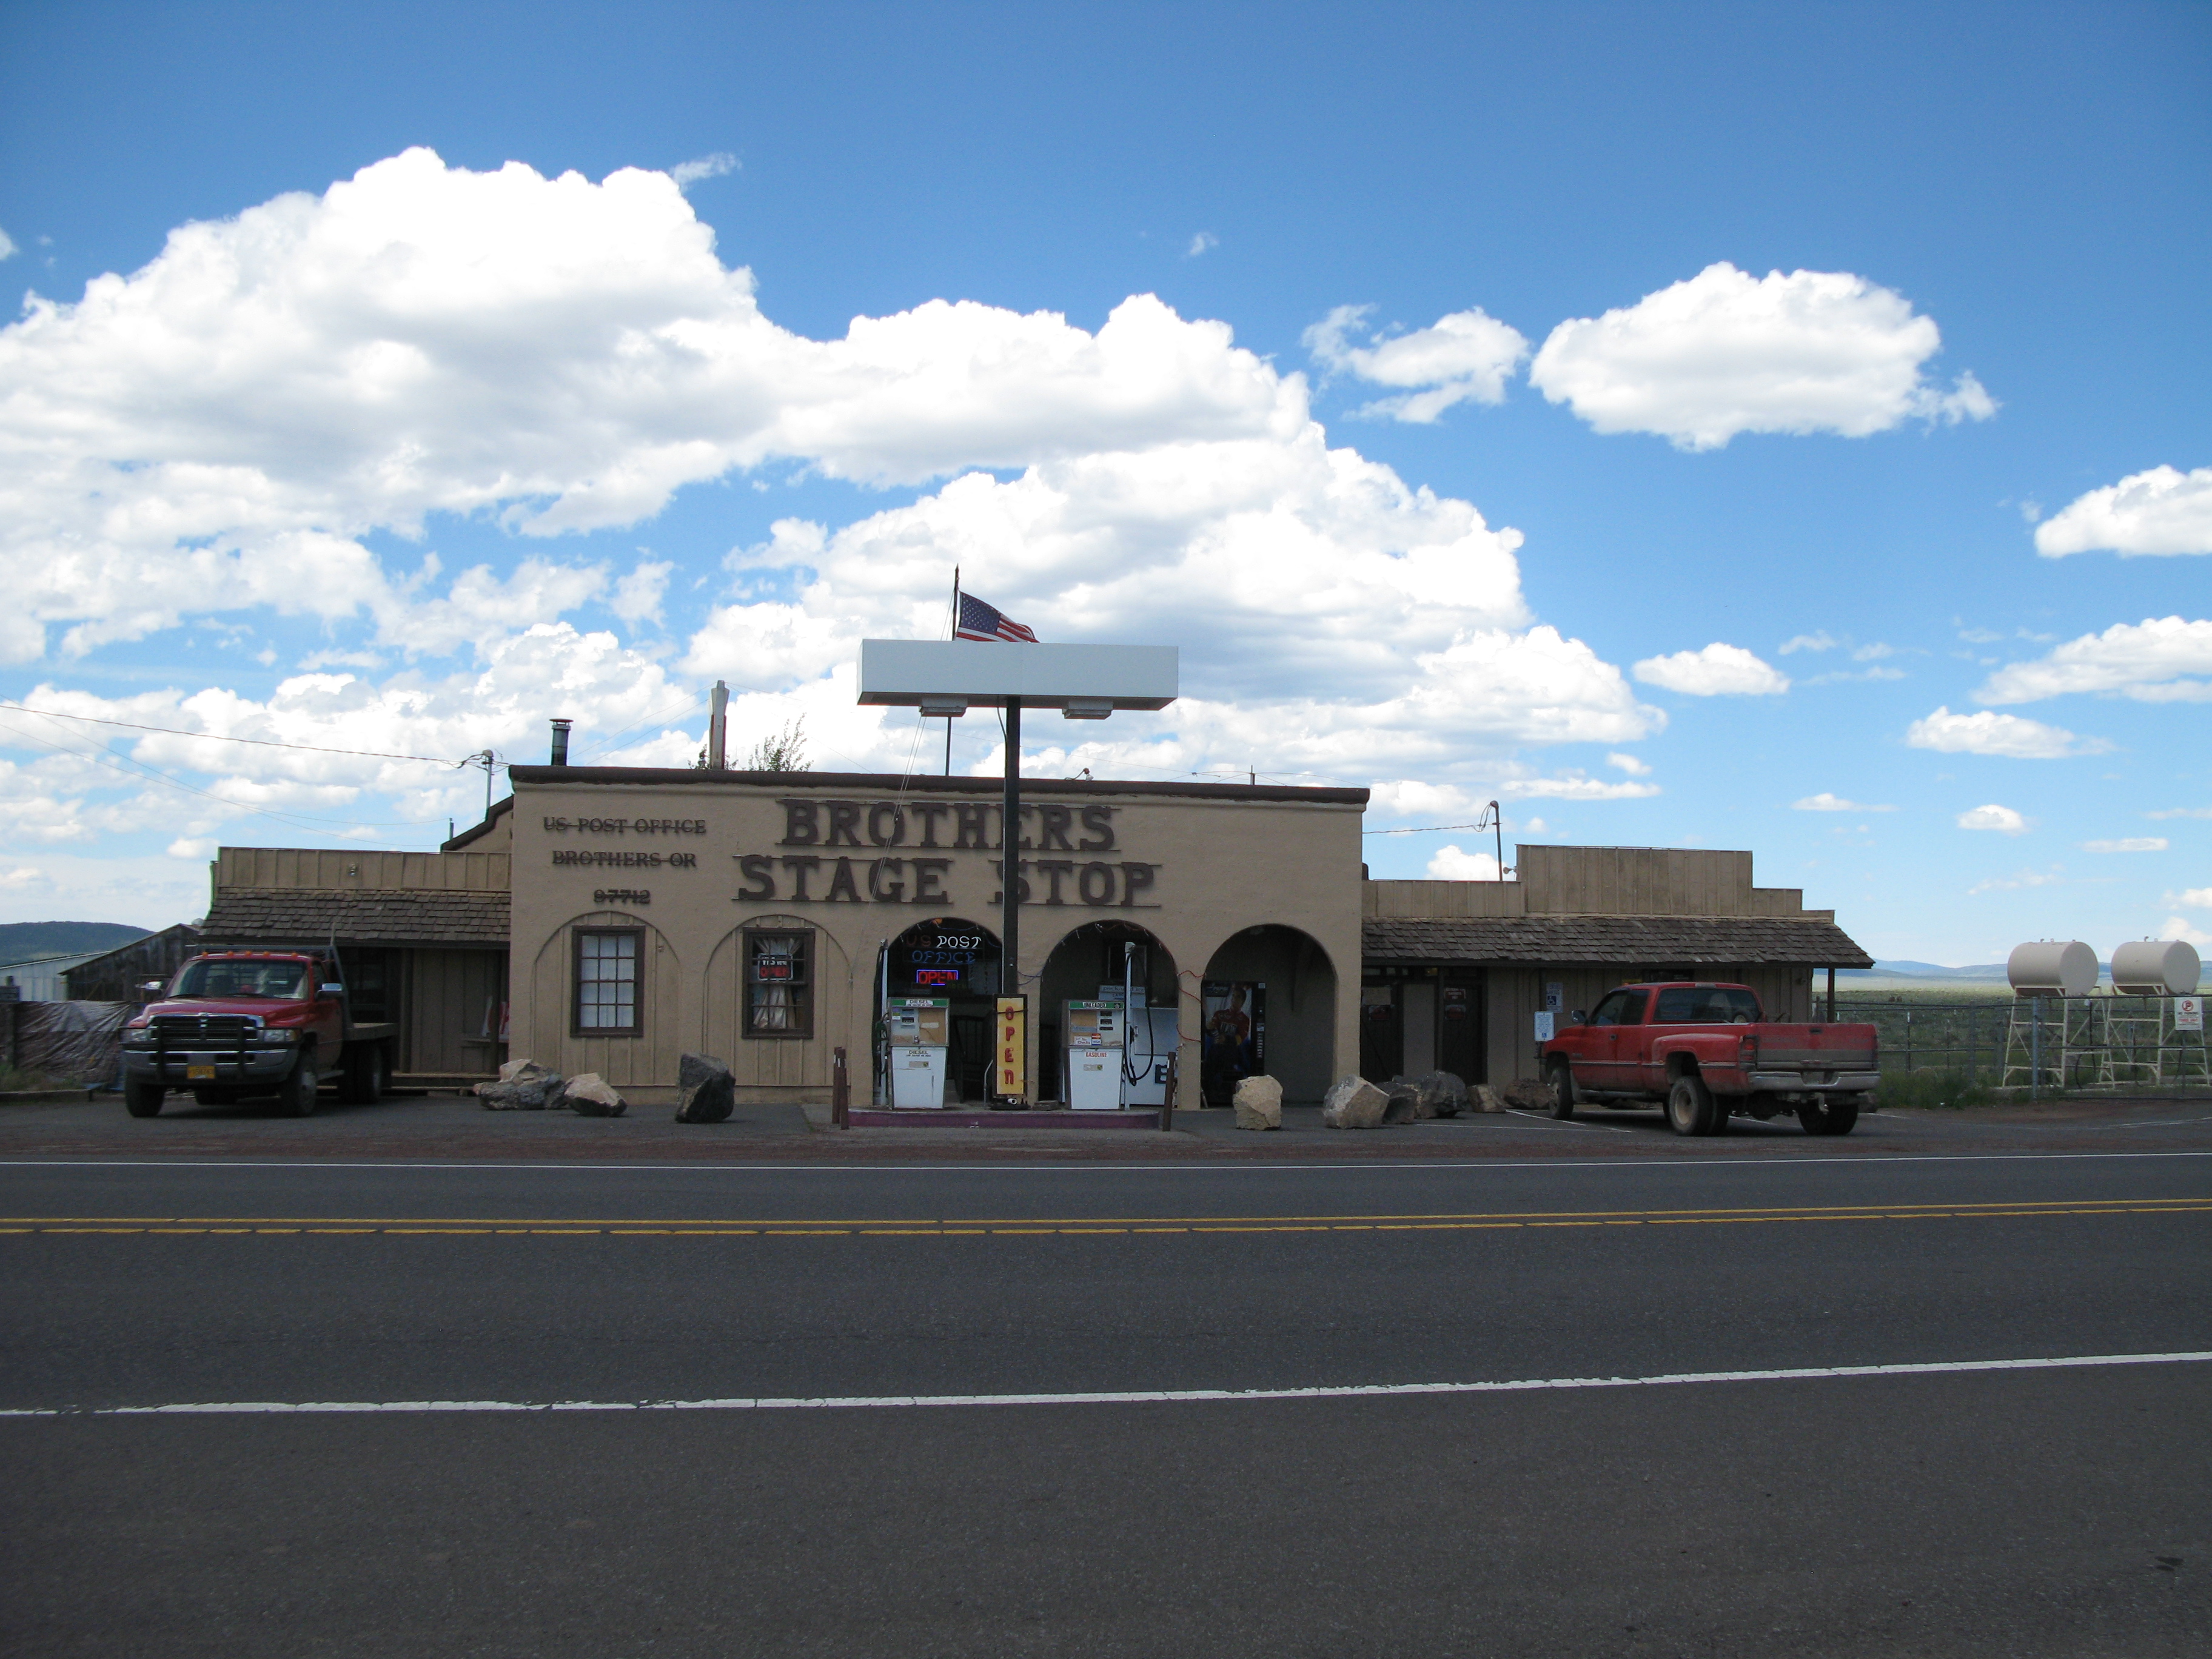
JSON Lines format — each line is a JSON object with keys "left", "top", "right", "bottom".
{"left": 1533, "top": 1011, "right": 1555, "bottom": 1043}
{"left": 1545, "top": 982, "right": 1564, "bottom": 1013}
{"left": 2177, "top": 996, "right": 2204, "bottom": 1032}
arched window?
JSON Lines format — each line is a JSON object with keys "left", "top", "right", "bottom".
{"left": 745, "top": 928, "right": 814, "bottom": 1039}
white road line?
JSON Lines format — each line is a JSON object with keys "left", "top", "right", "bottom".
{"left": 6, "top": 1351, "right": 2208, "bottom": 1418}
{"left": 1506, "top": 1109, "right": 1629, "bottom": 1132}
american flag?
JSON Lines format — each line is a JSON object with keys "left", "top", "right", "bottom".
{"left": 954, "top": 592, "right": 1038, "bottom": 644}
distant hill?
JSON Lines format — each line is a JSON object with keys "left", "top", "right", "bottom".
{"left": 0, "top": 921, "right": 152, "bottom": 964}
{"left": 1846, "top": 959, "right": 2011, "bottom": 981}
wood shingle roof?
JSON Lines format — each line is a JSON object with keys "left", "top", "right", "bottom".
{"left": 203, "top": 888, "right": 510, "bottom": 949}
{"left": 1362, "top": 914, "right": 1873, "bottom": 968}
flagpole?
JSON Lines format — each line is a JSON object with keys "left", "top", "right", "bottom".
{"left": 945, "top": 566, "right": 959, "bottom": 775}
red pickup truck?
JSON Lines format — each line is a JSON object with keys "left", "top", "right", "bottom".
{"left": 118, "top": 950, "right": 398, "bottom": 1118}
{"left": 1538, "top": 981, "right": 1879, "bottom": 1137}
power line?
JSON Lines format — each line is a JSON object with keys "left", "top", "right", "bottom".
{"left": 1363, "top": 822, "right": 1496, "bottom": 836}
{"left": 0, "top": 714, "right": 443, "bottom": 836}
{"left": 0, "top": 702, "right": 458, "bottom": 765}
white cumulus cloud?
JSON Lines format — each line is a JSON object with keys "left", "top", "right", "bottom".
{"left": 1974, "top": 617, "right": 2212, "bottom": 705}
{"left": 1303, "top": 303, "right": 1530, "bottom": 423}
{"left": 1793, "top": 793, "right": 1894, "bottom": 812}
{"left": 2168, "top": 886, "right": 2212, "bottom": 909}
{"left": 0, "top": 225, "right": 16, "bottom": 261}
{"left": 0, "top": 147, "right": 1307, "bottom": 655}
{"left": 0, "top": 147, "right": 1683, "bottom": 893}
{"left": 1186, "top": 232, "right": 1218, "bottom": 258}
{"left": 1527, "top": 263, "right": 1994, "bottom": 451}
{"left": 2034, "top": 466, "right": 2212, "bottom": 557}
{"left": 2082, "top": 837, "right": 2167, "bottom": 853}
{"left": 1426, "top": 843, "right": 1509, "bottom": 880}
{"left": 1906, "top": 706, "right": 2107, "bottom": 759}
{"left": 1632, "top": 642, "right": 1789, "bottom": 695}
{"left": 1958, "top": 804, "right": 2029, "bottom": 834}
{"left": 1606, "top": 752, "right": 1651, "bottom": 776}
{"left": 2160, "top": 916, "right": 2212, "bottom": 948}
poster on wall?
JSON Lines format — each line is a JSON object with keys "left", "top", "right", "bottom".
{"left": 1200, "top": 980, "right": 1266, "bottom": 1106}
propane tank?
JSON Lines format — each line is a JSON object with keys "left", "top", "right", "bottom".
{"left": 2006, "top": 940, "right": 2098, "bottom": 997}
{"left": 2110, "top": 939, "right": 2201, "bottom": 996}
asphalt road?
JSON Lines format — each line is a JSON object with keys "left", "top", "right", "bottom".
{"left": 4, "top": 1145, "right": 2209, "bottom": 1656}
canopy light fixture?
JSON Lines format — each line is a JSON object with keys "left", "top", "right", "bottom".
{"left": 1062, "top": 699, "right": 1113, "bottom": 720}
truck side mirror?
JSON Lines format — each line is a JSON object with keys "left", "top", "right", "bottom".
{"left": 1568, "top": 1010, "right": 1586, "bottom": 1027}
{"left": 319, "top": 982, "right": 345, "bottom": 996}
{"left": 139, "top": 980, "right": 166, "bottom": 995}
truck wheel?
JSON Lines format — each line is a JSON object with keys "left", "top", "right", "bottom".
{"left": 281, "top": 1056, "right": 320, "bottom": 1118}
{"left": 124, "top": 1081, "right": 165, "bottom": 1118}
{"left": 1546, "top": 1059, "right": 1577, "bottom": 1119}
{"left": 1797, "top": 1098, "right": 1860, "bottom": 1136}
{"left": 1666, "top": 1074, "right": 1718, "bottom": 1137}
{"left": 343, "top": 1043, "right": 387, "bottom": 1105}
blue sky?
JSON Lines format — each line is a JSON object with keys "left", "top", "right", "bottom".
{"left": 0, "top": 0, "right": 2206, "bottom": 963}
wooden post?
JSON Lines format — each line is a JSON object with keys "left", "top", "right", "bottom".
{"left": 832, "top": 1045, "right": 850, "bottom": 1129}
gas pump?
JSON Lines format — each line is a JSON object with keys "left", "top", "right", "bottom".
{"left": 1062, "top": 999, "right": 1124, "bottom": 1111}
{"left": 886, "top": 997, "right": 950, "bottom": 1108}
{"left": 1113, "top": 939, "right": 1178, "bottom": 1108}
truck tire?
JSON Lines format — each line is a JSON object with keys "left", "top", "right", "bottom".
{"left": 1666, "top": 1073, "right": 1718, "bottom": 1137}
{"left": 343, "top": 1042, "right": 387, "bottom": 1105}
{"left": 281, "top": 1054, "right": 320, "bottom": 1118}
{"left": 124, "top": 1081, "right": 165, "bottom": 1118}
{"left": 1797, "top": 1098, "right": 1860, "bottom": 1136}
{"left": 1546, "top": 1059, "right": 1577, "bottom": 1119}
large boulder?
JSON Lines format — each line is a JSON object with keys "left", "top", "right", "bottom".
{"left": 1382, "top": 1080, "right": 1424, "bottom": 1124}
{"left": 1231, "top": 1074, "right": 1283, "bottom": 1131}
{"left": 1501, "top": 1076, "right": 1558, "bottom": 1113}
{"left": 674, "top": 1052, "right": 736, "bottom": 1124}
{"left": 558, "top": 1072, "right": 628, "bottom": 1118}
{"left": 475, "top": 1059, "right": 563, "bottom": 1111}
{"left": 1470, "top": 1084, "right": 1506, "bottom": 1114}
{"left": 1413, "top": 1071, "right": 1469, "bottom": 1118}
{"left": 1321, "top": 1075, "right": 1390, "bottom": 1130}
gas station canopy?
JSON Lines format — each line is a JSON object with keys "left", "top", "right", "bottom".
{"left": 857, "top": 640, "right": 1179, "bottom": 719}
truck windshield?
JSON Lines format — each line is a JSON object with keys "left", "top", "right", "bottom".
{"left": 1652, "top": 987, "right": 1761, "bottom": 1023}
{"left": 173, "top": 960, "right": 311, "bottom": 1000}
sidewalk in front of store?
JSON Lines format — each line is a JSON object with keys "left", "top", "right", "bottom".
{"left": 6, "top": 1086, "right": 2211, "bottom": 1162}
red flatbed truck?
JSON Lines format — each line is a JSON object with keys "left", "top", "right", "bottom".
{"left": 1538, "top": 980, "right": 1879, "bottom": 1137}
{"left": 118, "top": 950, "right": 397, "bottom": 1118}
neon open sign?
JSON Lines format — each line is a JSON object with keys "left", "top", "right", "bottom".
{"left": 914, "top": 968, "right": 960, "bottom": 987}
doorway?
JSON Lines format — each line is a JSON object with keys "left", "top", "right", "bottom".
{"left": 876, "top": 916, "right": 1002, "bottom": 1104}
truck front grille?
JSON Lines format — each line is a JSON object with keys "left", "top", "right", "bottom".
{"left": 151, "top": 1014, "right": 258, "bottom": 1041}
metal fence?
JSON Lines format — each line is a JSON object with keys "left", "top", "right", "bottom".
{"left": 1829, "top": 995, "right": 2208, "bottom": 1091}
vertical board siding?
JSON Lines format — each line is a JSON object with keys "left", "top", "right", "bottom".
{"left": 215, "top": 848, "right": 510, "bottom": 893}
{"left": 1520, "top": 847, "right": 1757, "bottom": 916}
{"left": 404, "top": 948, "right": 507, "bottom": 1075}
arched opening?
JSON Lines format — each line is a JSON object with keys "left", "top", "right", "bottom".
{"left": 1201, "top": 925, "right": 1338, "bottom": 1106}
{"left": 1037, "top": 919, "right": 1178, "bottom": 1106}
{"left": 874, "top": 915, "right": 1002, "bottom": 1104}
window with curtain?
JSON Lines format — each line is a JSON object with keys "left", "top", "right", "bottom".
{"left": 573, "top": 929, "right": 642, "bottom": 1035}
{"left": 745, "top": 929, "right": 812, "bottom": 1039}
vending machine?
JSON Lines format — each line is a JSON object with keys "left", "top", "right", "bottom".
{"left": 886, "top": 997, "right": 951, "bottom": 1108}
{"left": 1062, "top": 999, "right": 1125, "bottom": 1111}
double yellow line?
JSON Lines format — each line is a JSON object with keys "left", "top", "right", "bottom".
{"left": 3, "top": 1198, "right": 2208, "bottom": 1238}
